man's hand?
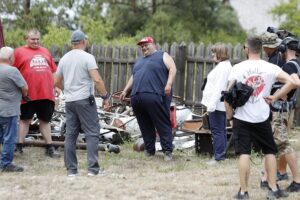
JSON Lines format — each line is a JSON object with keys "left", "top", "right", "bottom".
{"left": 264, "top": 96, "right": 276, "bottom": 104}
{"left": 54, "top": 87, "right": 61, "bottom": 97}
{"left": 164, "top": 83, "right": 172, "bottom": 96}
{"left": 120, "top": 91, "right": 127, "bottom": 101}
{"left": 102, "top": 99, "right": 110, "bottom": 111}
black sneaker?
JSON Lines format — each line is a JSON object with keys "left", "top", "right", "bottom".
{"left": 14, "top": 143, "right": 23, "bottom": 155}
{"left": 260, "top": 180, "right": 269, "bottom": 190}
{"left": 45, "top": 145, "right": 61, "bottom": 158}
{"left": 267, "top": 185, "right": 289, "bottom": 199}
{"left": 144, "top": 150, "right": 155, "bottom": 157}
{"left": 277, "top": 172, "right": 289, "bottom": 181}
{"left": 1, "top": 164, "right": 24, "bottom": 172}
{"left": 234, "top": 188, "right": 249, "bottom": 200}
{"left": 286, "top": 181, "right": 300, "bottom": 192}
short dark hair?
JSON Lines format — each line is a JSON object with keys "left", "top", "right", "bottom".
{"left": 246, "top": 35, "right": 262, "bottom": 54}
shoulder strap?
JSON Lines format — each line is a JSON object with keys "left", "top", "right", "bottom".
{"left": 287, "top": 60, "right": 300, "bottom": 76}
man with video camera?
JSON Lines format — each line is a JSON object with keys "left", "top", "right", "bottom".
{"left": 270, "top": 33, "right": 300, "bottom": 193}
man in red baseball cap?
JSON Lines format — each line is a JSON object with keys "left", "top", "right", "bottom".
{"left": 137, "top": 37, "right": 154, "bottom": 45}
{"left": 120, "top": 36, "right": 177, "bottom": 161}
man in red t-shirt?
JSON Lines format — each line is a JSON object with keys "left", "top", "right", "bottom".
{"left": 13, "top": 28, "right": 60, "bottom": 158}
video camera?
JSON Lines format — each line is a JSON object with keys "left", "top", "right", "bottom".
{"left": 267, "top": 26, "right": 296, "bottom": 40}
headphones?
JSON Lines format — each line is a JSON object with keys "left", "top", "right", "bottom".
{"left": 278, "top": 36, "right": 300, "bottom": 53}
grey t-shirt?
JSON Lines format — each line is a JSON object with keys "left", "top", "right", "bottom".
{"left": 0, "top": 64, "right": 26, "bottom": 117}
{"left": 57, "top": 49, "right": 98, "bottom": 102}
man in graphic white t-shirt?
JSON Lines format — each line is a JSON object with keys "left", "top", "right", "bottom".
{"left": 225, "top": 35, "right": 295, "bottom": 199}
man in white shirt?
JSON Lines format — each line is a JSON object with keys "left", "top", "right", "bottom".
{"left": 225, "top": 35, "right": 295, "bottom": 199}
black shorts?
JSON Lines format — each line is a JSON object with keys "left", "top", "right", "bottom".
{"left": 20, "top": 99, "right": 54, "bottom": 122}
{"left": 233, "top": 118, "right": 278, "bottom": 155}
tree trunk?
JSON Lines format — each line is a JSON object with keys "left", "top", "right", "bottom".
{"left": 23, "top": 0, "right": 31, "bottom": 15}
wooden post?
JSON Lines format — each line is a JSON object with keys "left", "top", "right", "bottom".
{"left": 194, "top": 43, "right": 205, "bottom": 111}
{"left": 173, "top": 42, "right": 187, "bottom": 102}
{"left": 105, "top": 45, "right": 113, "bottom": 93}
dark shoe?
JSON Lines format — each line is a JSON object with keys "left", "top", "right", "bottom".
{"left": 164, "top": 151, "right": 172, "bottom": 161}
{"left": 234, "top": 188, "right": 249, "bottom": 200}
{"left": 267, "top": 185, "right": 289, "bottom": 199}
{"left": 144, "top": 150, "right": 155, "bottom": 157}
{"left": 1, "top": 164, "right": 24, "bottom": 172}
{"left": 260, "top": 180, "right": 269, "bottom": 190}
{"left": 286, "top": 181, "right": 300, "bottom": 192}
{"left": 14, "top": 143, "right": 23, "bottom": 155}
{"left": 107, "top": 144, "right": 120, "bottom": 154}
{"left": 277, "top": 172, "right": 289, "bottom": 181}
{"left": 45, "top": 145, "right": 61, "bottom": 158}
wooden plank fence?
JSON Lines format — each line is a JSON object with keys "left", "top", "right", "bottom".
{"left": 50, "top": 42, "right": 300, "bottom": 126}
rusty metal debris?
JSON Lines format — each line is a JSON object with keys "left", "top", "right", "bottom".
{"left": 26, "top": 91, "right": 204, "bottom": 152}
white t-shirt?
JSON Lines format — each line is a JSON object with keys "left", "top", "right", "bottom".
{"left": 201, "top": 60, "right": 232, "bottom": 112}
{"left": 57, "top": 49, "right": 98, "bottom": 102}
{"left": 228, "top": 59, "right": 282, "bottom": 123}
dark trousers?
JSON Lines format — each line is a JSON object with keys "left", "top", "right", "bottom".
{"left": 131, "top": 93, "right": 173, "bottom": 154}
{"left": 208, "top": 110, "right": 227, "bottom": 161}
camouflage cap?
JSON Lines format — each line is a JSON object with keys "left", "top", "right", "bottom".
{"left": 261, "top": 32, "right": 282, "bottom": 48}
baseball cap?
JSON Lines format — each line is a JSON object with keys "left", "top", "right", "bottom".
{"left": 261, "top": 32, "right": 282, "bottom": 48}
{"left": 137, "top": 37, "right": 154, "bottom": 45}
{"left": 71, "top": 30, "right": 87, "bottom": 43}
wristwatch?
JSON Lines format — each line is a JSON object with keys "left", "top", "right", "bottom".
{"left": 100, "top": 92, "right": 110, "bottom": 100}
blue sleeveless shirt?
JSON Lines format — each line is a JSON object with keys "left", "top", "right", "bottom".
{"left": 131, "top": 50, "right": 169, "bottom": 96}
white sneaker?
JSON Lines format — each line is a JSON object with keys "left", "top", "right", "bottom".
{"left": 88, "top": 169, "right": 105, "bottom": 177}
{"left": 206, "top": 159, "right": 218, "bottom": 165}
{"left": 67, "top": 173, "right": 78, "bottom": 177}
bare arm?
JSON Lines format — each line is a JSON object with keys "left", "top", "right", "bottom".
{"left": 265, "top": 71, "right": 295, "bottom": 103}
{"left": 89, "top": 69, "right": 110, "bottom": 108}
{"left": 21, "top": 84, "right": 28, "bottom": 97}
{"left": 224, "top": 80, "right": 235, "bottom": 119}
{"left": 54, "top": 74, "right": 64, "bottom": 90}
{"left": 163, "top": 52, "right": 177, "bottom": 96}
{"left": 120, "top": 75, "right": 133, "bottom": 101}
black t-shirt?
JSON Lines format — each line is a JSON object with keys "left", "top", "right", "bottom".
{"left": 268, "top": 50, "right": 285, "bottom": 68}
{"left": 282, "top": 59, "right": 299, "bottom": 100}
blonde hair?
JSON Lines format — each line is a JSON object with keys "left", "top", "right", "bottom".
{"left": 211, "top": 43, "right": 230, "bottom": 61}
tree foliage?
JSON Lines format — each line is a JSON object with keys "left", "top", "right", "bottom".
{"left": 271, "top": 0, "right": 300, "bottom": 36}
{"left": 0, "top": 0, "right": 246, "bottom": 48}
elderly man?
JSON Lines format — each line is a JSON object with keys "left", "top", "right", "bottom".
{"left": 120, "top": 37, "right": 177, "bottom": 161}
{"left": 0, "top": 47, "right": 28, "bottom": 172}
{"left": 14, "top": 28, "right": 60, "bottom": 158}
{"left": 55, "top": 30, "right": 110, "bottom": 176}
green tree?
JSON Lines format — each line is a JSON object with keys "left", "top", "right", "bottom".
{"left": 271, "top": 0, "right": 300, "bottom": 36}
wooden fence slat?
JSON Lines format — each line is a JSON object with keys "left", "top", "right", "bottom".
{"left": 105, "top": 45, "right": 113, "bottom": 93}
{"left": 112, "top": 46, "right": 120, "bottom": 93}
{"left": 194, "top": 43, "right": 205, "bottom": 107}
{"left": 185, "top": 42, "right": 195, "bottom": 106}
{"left": 118, "top": 46, "right": 129, "bottom": 92}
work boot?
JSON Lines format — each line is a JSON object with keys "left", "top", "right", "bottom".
{"left": 45, "top": 145, "right": 60, "bottom": 158}
{"left": 14, "top": 143, "right": 23, "bottom": 155}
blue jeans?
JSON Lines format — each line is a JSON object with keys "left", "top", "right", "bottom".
{"left": 208, "top": 110, "right": 227, "bottom": 161}
{"left": 0, "top": 116, "right": 18, "bottom": 168}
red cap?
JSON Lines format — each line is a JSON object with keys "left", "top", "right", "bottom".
{"left": 137, "top": 37, "right": 154, "bottom": 45}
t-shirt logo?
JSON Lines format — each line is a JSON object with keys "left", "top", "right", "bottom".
{"left": 30, "top": 55, "right": 49, "bottom": 71}
{"left": 245, "top": 75, "right": 265, "bottom": 97}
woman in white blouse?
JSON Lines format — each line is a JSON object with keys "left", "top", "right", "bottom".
{"left": 201, "top": 43, "right": 232, "bottom": 164}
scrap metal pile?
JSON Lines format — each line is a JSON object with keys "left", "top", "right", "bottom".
{"left": 26, "top": 92, "right": 207, "bottom": 153}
